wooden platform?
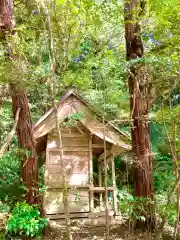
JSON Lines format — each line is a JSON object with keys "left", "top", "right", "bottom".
{"left": 47, "top": 210, "right": 118, "bottom": 220}
{"left": 48, "top": 211, "right": 122, "bottom": 227}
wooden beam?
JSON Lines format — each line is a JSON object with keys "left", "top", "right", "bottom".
{"left": 98, "top": 164, "right": 103, "bottom": 208}
{"left": 47, "top": 212, "right": 89, "bottom": 219}
{"left": 76, "top": 126, "right": 84, "bottom": 134}
{"left": 89, "top": 187, "right": 114, "bottom": 192}
{"left": 57, "top": 134, "right": 88, "bottom": 138}
{"left": 46, "top": 148, "right": 90, "bottom": 152}
{"left": 88, "top": 210, "right": 114, "bottom": 218}
{"left": 47, "top": 211, "right": 115, "bottom": 220}
{"left": 98, "top": 149, "right": 112, "bottom": 162}
{"left": 47, "top": 185, "right": 90, "bottom": 190}
{"left": 92, "top": 144, "right": 110, "bottom": 148}
{"left": 98, "top": 146, "right": 125, "bottom": 162}
{"left": 111, "top": 155, "right": 118, "bottom": 216}
{"left": 44, "top": 150, "right": 50, "bottom": 186}
{"left": 89, "top": 134, "right": 94, "bottom": 211}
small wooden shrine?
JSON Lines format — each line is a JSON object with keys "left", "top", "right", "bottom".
{"left": 33, "top": 90, "right": 130, "bottom": 219}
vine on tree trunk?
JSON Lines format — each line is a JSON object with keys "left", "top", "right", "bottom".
{"left": 124, "top": 0, "right": 155, "bottom": 229}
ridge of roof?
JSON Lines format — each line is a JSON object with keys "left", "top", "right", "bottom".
{"left": 33, "top": 89, "right": 130, "bottom": 141}
{"left": 62, "top": 90, "right": 130, "bottom": 139}
{"left": 58, "top": 89, "right": 90, "bottom": 107}
{"left": 33, "top": 89, "right": 77, "bottom": 130}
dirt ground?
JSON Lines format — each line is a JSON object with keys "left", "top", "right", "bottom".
{"left": 46, "top": 221, "right": 178, "bottom": 240}
{"left": 0, "top": 218, "right": 178, "bottom": 240}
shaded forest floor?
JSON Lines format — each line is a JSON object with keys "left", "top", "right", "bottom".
{"left": 0, "top": 221, "right": 179, "bottom": 239}
{"left": 47, "top": 220, "right": 178, "bottom": 240}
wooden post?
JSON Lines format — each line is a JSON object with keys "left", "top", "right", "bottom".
{"left": 111, "top": 155, "right": 118, "bottom": 216}
{"left": 98, "top": 163, "right": 103, "bottom": 208}
{"left": 89, "top": 134, "right": 94, "bottom": 211}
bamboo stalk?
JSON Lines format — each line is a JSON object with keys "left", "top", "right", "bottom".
{"left": 174, "top": 186, "right": 180, "bottom": 239}
{"left": 103, "top": 115, "right": 109, "bottom": 239}
{"left": 111, "top": 155, "right": 118, "bottom": 216}
{"left": 161, "top": 103, "right": 180, "bottom": 239}
{"left": 98, "top": 163, "right": 103, "bottom": 208}
{"left": 89, "top": 134, "right": 94, "bottom": 212}
{"left": 54, "top": 105, "right": 72, "bottom": 240}
{"left": 172, "top": 120, "right": 180, "bottom": 240}
{"left": 42, "top": 2, "right": 72, "bottom": 239}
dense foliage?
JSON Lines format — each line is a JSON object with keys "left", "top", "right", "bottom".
{"left": 0, "top": 148, "right": 25, "bottom": 204}
{"left": 6, "top": 202, "right": 48, "bottom": 238}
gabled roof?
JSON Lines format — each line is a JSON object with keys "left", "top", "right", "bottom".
{"left": 33, "top": 90, "right": 131, "bottom": 151}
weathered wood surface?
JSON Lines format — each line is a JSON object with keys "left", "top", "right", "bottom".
{"left": 47, "top": 210, "right": 115, "bottom": 220}
{"left": 89, "top": 187, "right": 114, "bottom": 192}
{"left": 98, "top": 164, "right": 103, "bottom": 208}
{"left": 47, "top": 137, "right": 89, "bottom": 149}
{"left": 45, "top": 200, "right": 89, "bottom": 214}
{"left": 0, "top": 212, "right": 8, "bottom": 232}
{"left": 44, "top": 189, "right": 89, "bottom": 214}
{"left": 45, "top": 173, "right": 89, "bottom": 187}
{"left": 45, "top": 127, "right": 89, "bottom": 187}
{"left": 47, "top": 185, "right": 90, "bottom": 190}
{"left": 33, "top": 91, "right": 130, "bottom": 153}
{"left": 33, "top": 96, "right": 74, "bottom": 139}
{"left": 46, "top": 148, "right": 90, "bottom": 152}
{"left": 111, "top": 156, "right": 118, "bottom": 216}
{"left": 47, "top": 154, "right": 89, "bottom": 173}
{"left": 44, "top": 126, "right": 90, "bottom": 214}
{"left": 89, "top": 134, "right": 94, "bottom": 212}
{"left": 44, "top": 189, "right": 89, "bottom": 202}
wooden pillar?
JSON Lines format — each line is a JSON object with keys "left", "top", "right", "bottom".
{"left": 98, "top": 163, "right": 103, "bottom": 208}
{"left": 111, "top": 155, "right": 118, "bottom": 216}
{"left": 89, "top": 134, "right": 94, "bottom": 212}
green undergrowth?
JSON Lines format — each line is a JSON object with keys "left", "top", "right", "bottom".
{"left": 117, "top": 186, "right": 177, "bottom": 227}
{"left": 0, "top": 148, "right": 25, "bottom": 205}
{"left": 5, "top": 202, "right": 48, "bottom": 239}
{"left": 0, "top": 202, "right": 10, "bottom": 213}
{"left": 153, "top": 152, "right": 175, "bottom": 192}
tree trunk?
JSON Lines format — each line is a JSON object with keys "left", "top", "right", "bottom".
{"left": 124, "top": 0, "right": 154, "bottom": 199}
{"left": 0, "top": 0, "right": 39, "bottom": 205}
{"left": 0, "top": 0, "right": 14, "bottom": 33}
{"left": 11, "top": 87, "right": 39, "bottom": 204}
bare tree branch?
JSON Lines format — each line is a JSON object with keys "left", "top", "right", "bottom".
{"left": 0, "top": 107, "right": 20, "bottom": 158}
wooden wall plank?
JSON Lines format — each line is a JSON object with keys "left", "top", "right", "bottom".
{"left": 47, "top": 138, "right": 89, "bottom": 149}
{"left": 44, "top": 189, "right": 89, "bottom": 201}
{"left": 44, "top": 189, "right": 89, "bottom": 214}
{"left": 47, "top": 151, "right": 89, "bottom": 165}
{"left": 61, "top": 137, "right": 89, "bottom": 147}
{"left": 44, "top": 201, "right": 89, "bottom": 214}
{"left": 47, "top": 126, "right": 90, "bottom": 149}
{"left": 44, "top": 124, "right": 91, "bottom": 214}
{"left": 45, "top": 173, "right": 89, "bottom": 187}
{"left": 46, "top": 148, "right": 90, "bottom": 152}
{"left": 47, "top": 165, "right": 88, "bottom": 174}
